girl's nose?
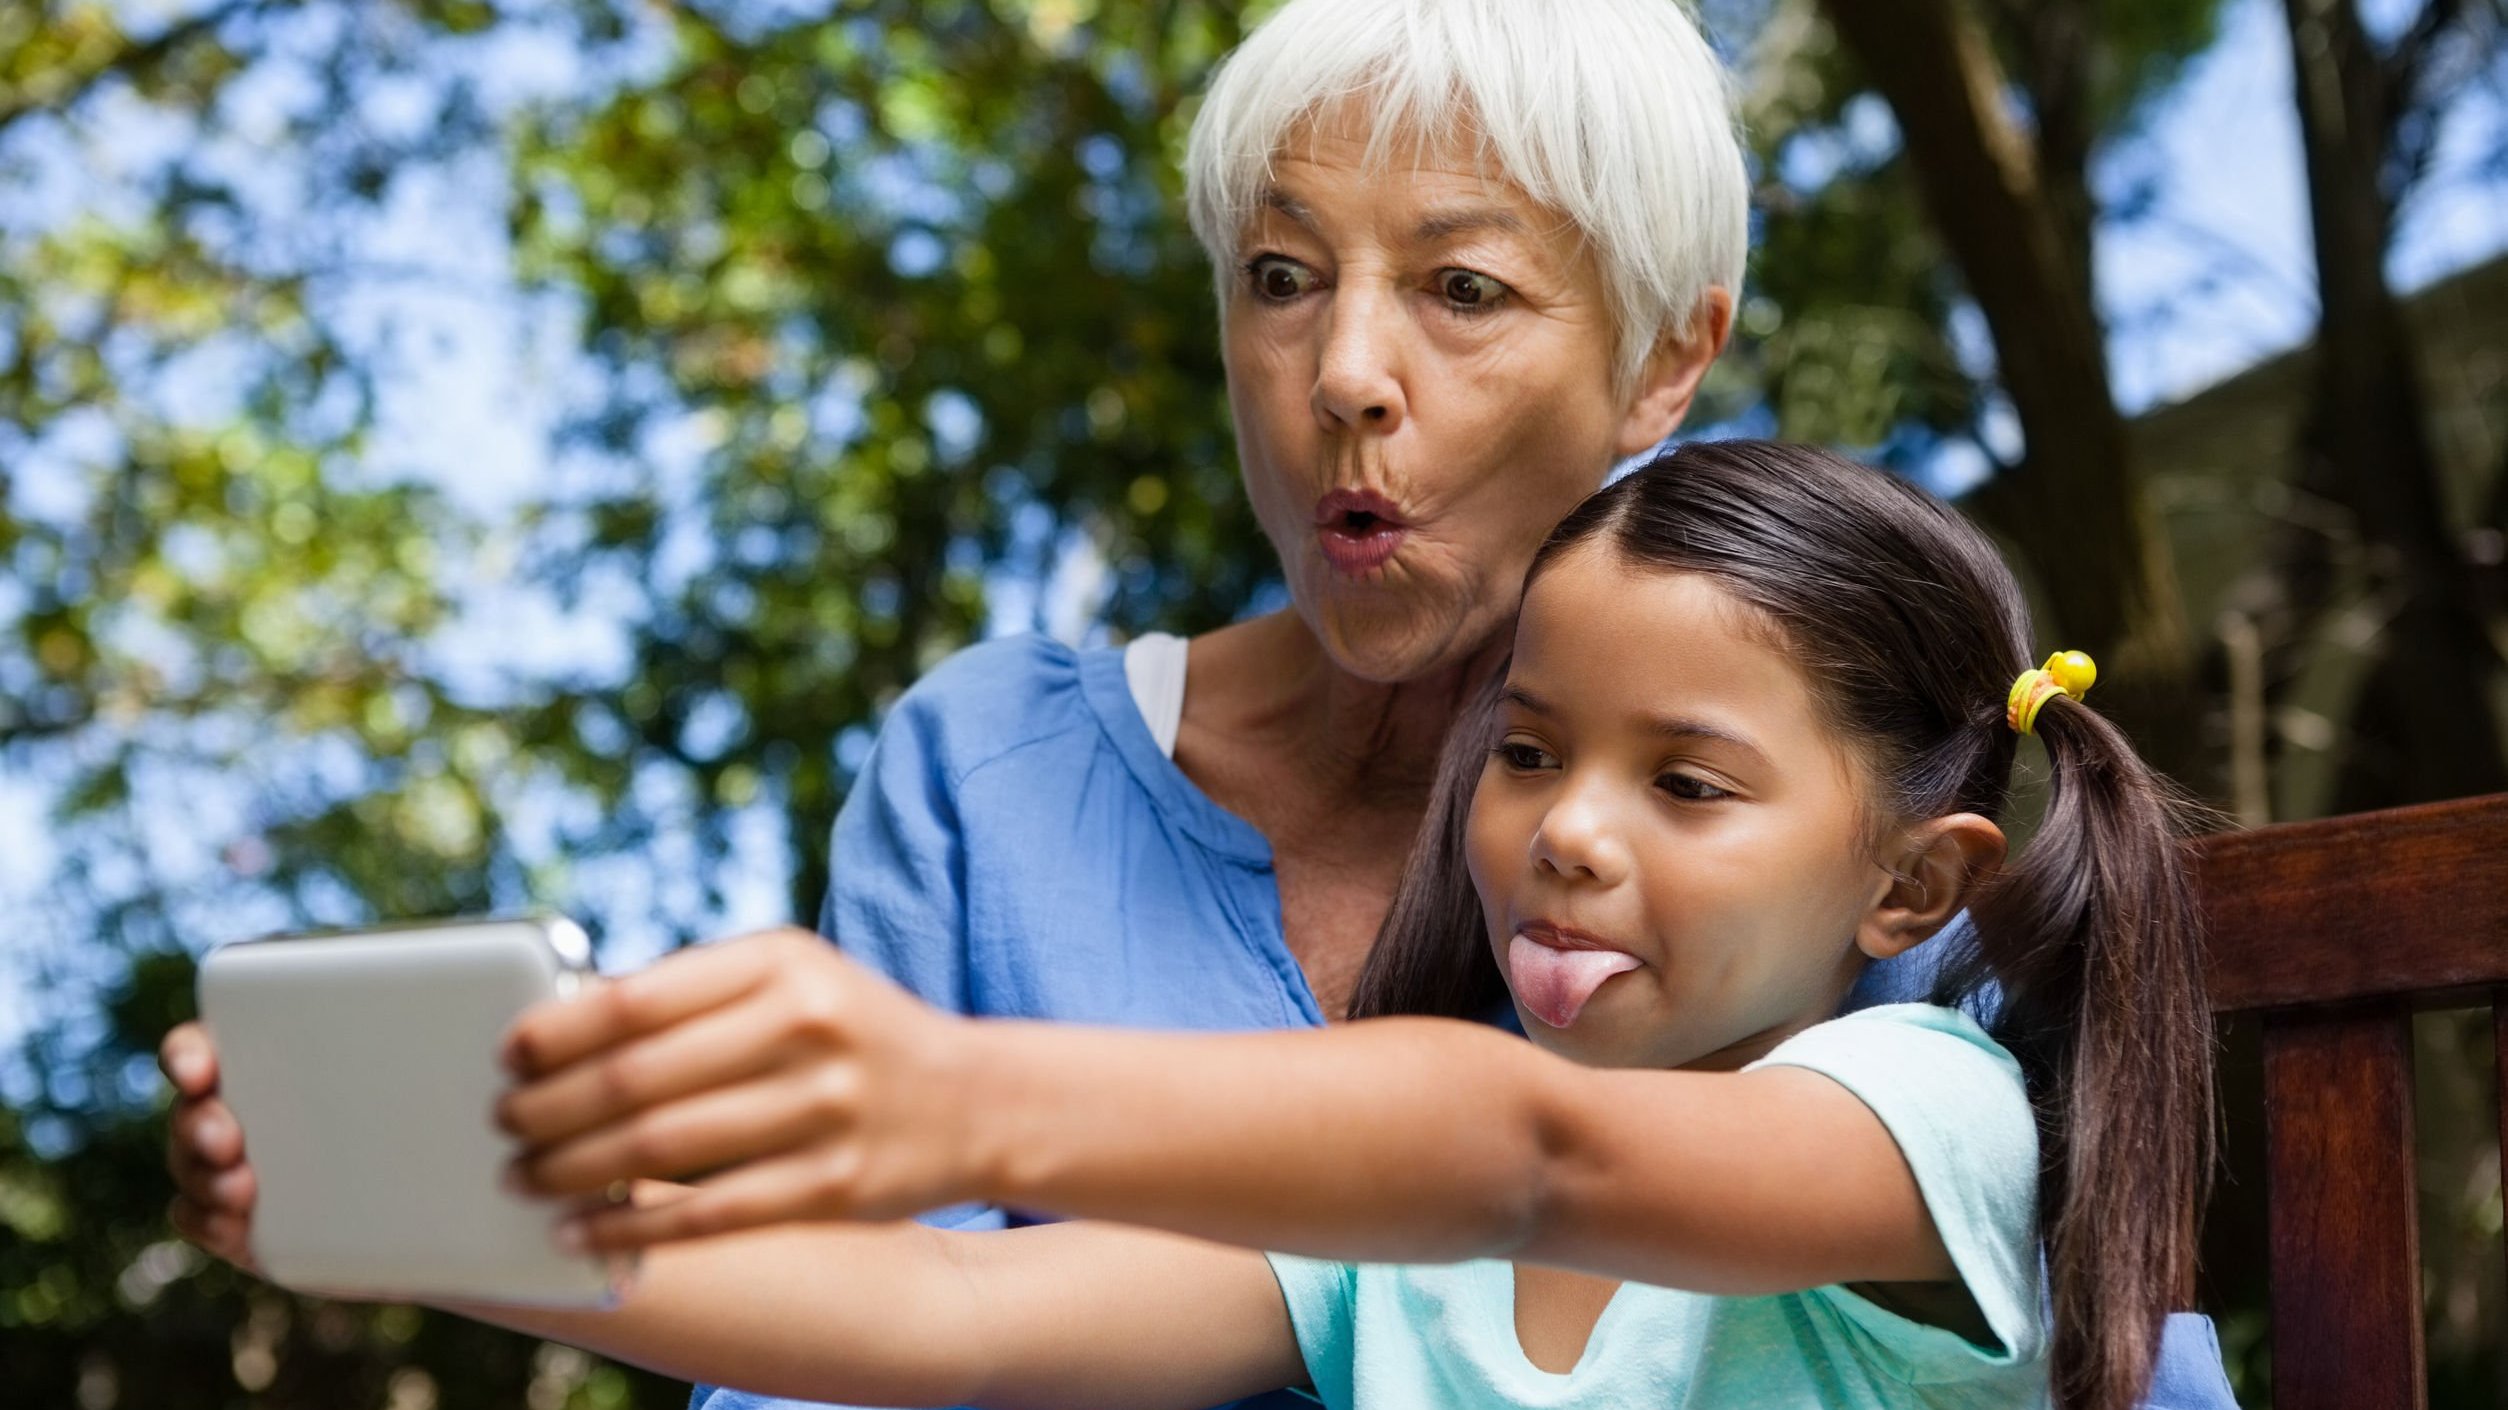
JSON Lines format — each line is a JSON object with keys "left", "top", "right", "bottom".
{"left": 1310, "top": 285, "right": 1408, "bottom": 434}
{"left": 1529, "top": 779, "right": 1630, "bottom": 886}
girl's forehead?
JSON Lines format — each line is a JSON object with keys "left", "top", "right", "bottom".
{"left": 1519, "top": 555, "right": 1760, "bottom": 653}
{"left": 1513, "top": 554, "right": 1883, "bottom": 816}
{"left": 1512, "top": 558, "right": 1821, "bottom": 734}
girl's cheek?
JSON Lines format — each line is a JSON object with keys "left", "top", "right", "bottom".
{"left": 1462, "top": 811, "right": 1504, "bottom": 913}
{"left": 1463, "top": 788, "right": 1530, "bottom": 914}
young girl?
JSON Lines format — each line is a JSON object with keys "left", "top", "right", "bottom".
{"left": 223, "top": 441, "right": 2213, "bottom": 1409}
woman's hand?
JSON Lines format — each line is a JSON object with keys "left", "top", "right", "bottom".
{"left": 160, "top": 1022, "right": 263, "bottom": 1273}
{"left": 497, "top": 929, "right": 994, "bottom": 1254}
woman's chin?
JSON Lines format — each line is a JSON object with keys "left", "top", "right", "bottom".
{"left": 1297, "top": 569, "right": 1498, "bottom": 685}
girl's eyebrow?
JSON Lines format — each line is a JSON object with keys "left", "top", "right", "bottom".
{"left": 1500, "top": 684, "right": 1771, "bottom": 766}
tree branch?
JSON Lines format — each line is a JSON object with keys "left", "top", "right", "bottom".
{"left": 1819, "top": 0, "right": 2201, "bottom": 774}
{"left": 2273, "top": 0, "right": 2508, "bottom": 803}
{"left": 2382, "top": 0, "right": 2471, "bottom": 128}
{"left": 2378, "top": 0, "right": 2496, "bottom": 210}
{"left": 2004, "top": 0, "right": 2099, "bottom": 307}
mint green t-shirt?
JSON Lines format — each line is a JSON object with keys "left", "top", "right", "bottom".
{"left": 1264, "top": 1004, "right": 2050, "bottom": 1409}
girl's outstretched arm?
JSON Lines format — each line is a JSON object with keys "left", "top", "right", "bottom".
{"left": 973, "top": 1024, "right": 1952, "bottom": 1297}
{"left": 502, "top": 932, "right": 1956, "bottom": 1297}
{"left": 432, "top": 1184, "right": 1300, "bottom": 1410}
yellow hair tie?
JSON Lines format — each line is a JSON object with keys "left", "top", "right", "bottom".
{"left": 2007, "top": 650, "right": 2097, "bottom": 735}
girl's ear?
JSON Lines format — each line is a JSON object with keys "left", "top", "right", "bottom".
{"left": 1855, "top": 813, "right": 2006, "bottom": 961}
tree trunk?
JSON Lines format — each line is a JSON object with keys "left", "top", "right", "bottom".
{"left": 1819, "top": 0, "right": 2205, "bottom": 784}
{"left": 2281, "top": 0, "right": 2508, "bottom": 807}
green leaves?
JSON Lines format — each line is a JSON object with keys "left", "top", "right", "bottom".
{"left": 2, "top": 8, "right": 1270, "bottom": 1399}
{"left": 497, "top": 0, "right": 1267, "bottom": 940}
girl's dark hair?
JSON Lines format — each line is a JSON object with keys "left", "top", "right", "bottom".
{"left": 1350, "top": 439, "right": 2212, "bottom": 1410}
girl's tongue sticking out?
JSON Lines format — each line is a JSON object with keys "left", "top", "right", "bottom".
{"left": 1507, "top": 934, "right": 1643, "bottom": 1030}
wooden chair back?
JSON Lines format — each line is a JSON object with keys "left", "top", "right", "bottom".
{"left": 2192, "top": 791, "right": 2508, "bottom": 1410}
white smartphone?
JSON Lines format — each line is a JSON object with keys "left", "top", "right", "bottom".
{"left": 196, "top": 915, "right": 630, "bottom": 1306}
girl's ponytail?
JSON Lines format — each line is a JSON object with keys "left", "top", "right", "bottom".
{"left": 1966, "top": 696, "right": 2214, "bottom": 1410}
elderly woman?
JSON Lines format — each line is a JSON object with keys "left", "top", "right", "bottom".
{"left": 162, "top": 0, "right": 2235, "bottom": 1405}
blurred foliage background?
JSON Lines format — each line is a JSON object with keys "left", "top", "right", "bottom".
{"left": 1, "top": 0, "right": 2503, "bottom": 1405}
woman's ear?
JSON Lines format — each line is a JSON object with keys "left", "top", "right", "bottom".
{"left": 1855, "top": 813, "right": 2006, "bottom": 962}
{"left": 1613, "top": 288, "right": 1735, "bottom": 457}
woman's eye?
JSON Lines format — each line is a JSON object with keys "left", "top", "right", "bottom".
{"left": 1437, "top": 268, "right": 1508, "bottom": 311}
{"left": 1246, "top": 256, "right": 1317, "bottom": 302}
{"left": 1659, "top": 772, "right": 1731, "bottom": 803}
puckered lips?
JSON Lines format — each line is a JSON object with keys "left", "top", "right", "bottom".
{"left": 1506, "top": 920, "right": 1644, "bottom": 1031}
{"left": 1313, "top": 488, "right": 1409, "bottom": 576}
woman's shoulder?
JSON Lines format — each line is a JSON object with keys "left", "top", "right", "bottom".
{"left": 899, "top": 631, "right": 1088, "bottom": 711}
{"left": 880, "top": 633, "right": 1104, "bottom": 778}
{"left": 854, "top": 631, "right": 1274, "bottom": 870}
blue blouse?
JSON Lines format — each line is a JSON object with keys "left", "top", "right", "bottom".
{"left": 691, "top": 635, "right": 2234, "bottom": 1410}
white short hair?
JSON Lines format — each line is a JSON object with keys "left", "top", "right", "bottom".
{"left": 1183, "top": 0, "right": 1748, "bottom": 394}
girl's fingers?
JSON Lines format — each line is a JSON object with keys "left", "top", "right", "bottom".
{"left": 559, "top": 1157, "right": 838, "bottom": 1252}
{"left": 501, "top": 932, "right": 792, "bottom": 1078}
{"left": 170, "top": 1149, "right": 255, "bottom": 1219}
{"left": 168, "top": 1195, "right": 258, "bottom": 1271}
{"left": 511, "top": 1074, "right": 844, "bottom": 1197}
{"left": 496, "top": 998, "right": 793, "bottom": 1148}
{"left": 168, "top": 1195, "right": 217, "bottom": 1249}
{"left": 203, "top": 1160, "right": 258, "bottom": 1215}
{"left": 170, "top": 1097, "right": 245, "bottom": 1180}
{"left": 159, "top": 1023, "right": 220, "bottom": 1098}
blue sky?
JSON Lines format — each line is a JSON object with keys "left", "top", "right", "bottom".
{"left": 2098, "top": 0, "right": 2505, "bottom": 409}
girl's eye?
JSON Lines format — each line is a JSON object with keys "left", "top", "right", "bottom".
{"left": 1437, "top": 268, "right": 1508, "bottom": 312}
{"left": 1658, "top": 772, "right": 1732, "bottom": 803}
{"left": 1494, "top": 740, "right": 1555, "bottom": 771}
{"left": 1245, "top": 255, "right": 1319, "bottom": 302}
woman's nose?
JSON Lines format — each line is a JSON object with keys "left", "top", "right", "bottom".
{"left": 1310, "top": 285, "right": 1408, "bottom": 434}
{"left": 1529, "top": 779, "right": 1629, "bottom": 886}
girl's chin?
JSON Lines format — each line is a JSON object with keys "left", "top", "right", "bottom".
{"left": 1515, "top": 1003, "right": 1664, "bottom": 1069}
{"left": 1515, "top": 993, "right": 1726, "bottom": 1071}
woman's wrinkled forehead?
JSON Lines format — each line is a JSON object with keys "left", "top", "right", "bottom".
{"left": 1270, "top": 98, "right": 1508, "bottom": 200}
{"left": 1249, "top": 100, "right": 1588, "bottom": 258}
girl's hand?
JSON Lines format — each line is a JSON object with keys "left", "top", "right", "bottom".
{"left": 159, "top": 1022, "right": 264, "bottom": 1274}
{"left": 496, "top": 929, "right": 993, "bottom": 1253}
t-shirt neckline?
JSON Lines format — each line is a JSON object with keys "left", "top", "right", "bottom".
{"left": 1484, "top": 1259, "right": 1637, "bottom": 1386}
